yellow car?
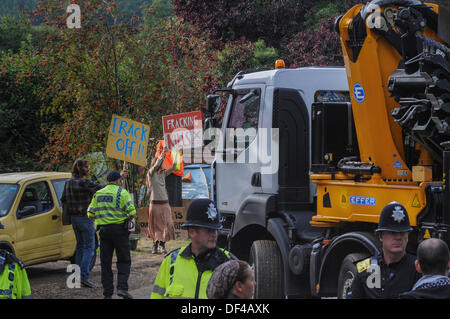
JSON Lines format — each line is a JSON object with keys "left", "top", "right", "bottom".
{"left": 0, "top": 172, "right": 92, "bottom": 267}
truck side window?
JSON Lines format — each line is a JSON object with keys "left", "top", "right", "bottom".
{"left": 314, "top": 90, "right": 350, "bottom": 103}
{"left": 19, "top": 181, "right": 54, "bottom": 215}
{"left": 227, "top": 89, "right": 260, "bottom": 148}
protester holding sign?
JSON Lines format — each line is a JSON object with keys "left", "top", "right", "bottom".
{"left": 146, "top": 146, "right": 178, "bottom": 254}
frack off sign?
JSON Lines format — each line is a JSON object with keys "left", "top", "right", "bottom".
{"left": 106, "top": 115, "right": 150, "bottom": 167}
{"left": 162, "top": 111, "right": 202, "bottom": 150}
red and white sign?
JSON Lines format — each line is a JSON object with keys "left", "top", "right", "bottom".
{"left": 162, "top": 111, "right": 202, "bottom": 150}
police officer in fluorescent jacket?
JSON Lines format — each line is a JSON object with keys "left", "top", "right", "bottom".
{"left": 151, "top": 199, "right": 235, "bottom": 299}
{"left": 0, "top": 249, "right": 31, "bottom": 299}
{"left": 88, "top": 170, "right": 136, "bottom": 299}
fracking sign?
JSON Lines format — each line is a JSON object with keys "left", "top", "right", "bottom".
{"left": 162, "top": 111, "right": 202, "bottom": 151}
{"left": 106, "top": 115, "right": 150, "bottom": 167}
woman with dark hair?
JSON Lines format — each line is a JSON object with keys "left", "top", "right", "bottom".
{"left": 206, "top": 260, "right": 256, "bottom": 299}
{"left": 61, "top": 158, "right": 103, "bottom": 288}
{"left": 146, "top": 149, "right": 178, "bottom": 254}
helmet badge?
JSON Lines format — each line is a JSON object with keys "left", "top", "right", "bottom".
{"left": 392, "top": 206, "right": 405, "bottom": 223}
{"left": 207, "top": 202, "right": 218, "bottom": 221}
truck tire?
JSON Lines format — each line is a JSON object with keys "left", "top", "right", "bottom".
{"left": 249, "top": 240, "right": 283, "bottom": 299}
{"left": 337, "top": 253, "right": 368, "bottom": 299}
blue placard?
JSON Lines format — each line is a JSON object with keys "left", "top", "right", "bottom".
{"left": 353, "top": 83, "right": 365, "bottom": 103}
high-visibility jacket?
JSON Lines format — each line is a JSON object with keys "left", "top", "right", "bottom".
{"left": 87, "top": 184, "right": 136, "bottom": 225}
{"left": 151, "top": 245, "right": 234, "bottom": 299}
{"left": 155, "top": 140, "right": 184, "bottom": 176}
{"left": 0, "top": 250, "right": 31, "bottom": 299}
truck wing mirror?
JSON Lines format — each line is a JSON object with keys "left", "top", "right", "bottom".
{"left": 240, "top": 89, "right": 259, "bottom": 104}
{"left": 203, "top": 117, "right": 218, "bottom": 146}
{"left": 206, "top": 94, "right": 221, "bottom": 115}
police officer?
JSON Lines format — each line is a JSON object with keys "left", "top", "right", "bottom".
{"left": 347, "top": 201, "right": 421, "bottom": 298}
{"left": 0, "top": 249, "right": 31, "bottom": 299}
{"left": 87, "top": 171, "right": 136, "bottom": 299}
{"left": 151, "top": 198, "right": 235, "bottom": 299}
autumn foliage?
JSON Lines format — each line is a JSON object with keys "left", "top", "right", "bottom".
{"left": 173, "top": 0, "right": 368, "bottom": 66}
{"left": 2, "top": 0, "right": 401, "bottom": 174}
{"left": 31, "top": 0, "right": 222, "bottom": 169}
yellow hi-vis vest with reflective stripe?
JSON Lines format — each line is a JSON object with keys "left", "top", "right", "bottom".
{"left": 87, "top": 184, "right": 136, "bottom": 225}
{"left": 171, "top": 150, "right": 181, "bottom": 171}
{"left": 0, "top": 252, "right": 31, "bottom": 299}
{"left": 151, "top": 245, "right": 234, "bottom": 299}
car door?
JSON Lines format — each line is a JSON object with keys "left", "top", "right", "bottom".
{"left": 14, "top": 180, "right": 62, "bottom": 264}
{"left": 50, "top": 178, "right": 76, "bottom": 258}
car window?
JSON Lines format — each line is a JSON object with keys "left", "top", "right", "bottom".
{"left": 51, "top": 178, "right": 69, "bottom": 206}
{"left": 0, "top": 184, "right": 19, "bottom": 217}
{"left": 19, "top": 181, "right": 54, "bottom": 215}
{"left": 201, "top": 167, "right": 212, "bottom": 199}
{"left": 182, "top": 168, "right": 210, "bottom": 199}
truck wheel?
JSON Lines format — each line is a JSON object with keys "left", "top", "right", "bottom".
{"left": 337, "top": 253, "right": 368, "bottom": 299}
{"left": 249, "top": 240, "right": 283, "bottom": 299}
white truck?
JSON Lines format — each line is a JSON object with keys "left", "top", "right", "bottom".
{"left": 205, "top": 66, "right": 358, "bottom": 298}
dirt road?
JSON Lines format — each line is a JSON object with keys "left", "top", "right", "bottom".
{"left": 27, "top": 239, "right": 188, "bottom": 299}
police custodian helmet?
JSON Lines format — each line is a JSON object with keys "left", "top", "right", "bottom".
{"left": 182, "top": 198, "right": 223, "bottom": 230}
{"left": 375, "top": 201, "right": 413, "bottom": 233}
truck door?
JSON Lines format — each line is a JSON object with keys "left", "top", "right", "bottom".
{"left": 215, "top": 86, "right": 264, "bottom": 214}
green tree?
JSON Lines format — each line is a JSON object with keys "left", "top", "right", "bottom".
{"left": 0, "top": 15, "right": 48, "bottom": 53}
{"left": 0, "top": 0, "right": 37, "bottom": 18}
{"left": 0, "top": 38, "right": 54, "bottom": 172}
{"left": 34, "top": 0, "right": 221, "bottom": 198}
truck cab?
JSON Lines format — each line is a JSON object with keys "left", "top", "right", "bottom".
{"left": 206, "top": 66, "right": 351, "bottom": 298}
{"left": 205, "top": 0, "right": 449, "bottom": 300}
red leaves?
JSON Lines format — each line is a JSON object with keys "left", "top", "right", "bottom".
{"left": 285, "top": 16, "right": 343, "bottom": 68}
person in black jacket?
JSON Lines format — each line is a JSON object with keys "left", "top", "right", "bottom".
{"left": 61, "top": 158, "right": 103, "bottom": 288}
{"left": 400, "top": 238, "right": 450, "bottom": 299}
